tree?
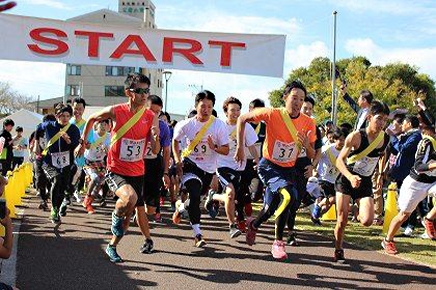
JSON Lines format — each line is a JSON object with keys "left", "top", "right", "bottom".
{"left": 269, "top": 56, "right": 436, "bottom": 125}
{"left": 0, "top": 82, "right": 36, "bottom": 115}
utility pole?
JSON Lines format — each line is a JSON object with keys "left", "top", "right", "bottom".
{"left": 331, "top": 11, "right": 338, "bottom": 125}
{"left": 36, "top": 95, "right": 40, "bottom": 113}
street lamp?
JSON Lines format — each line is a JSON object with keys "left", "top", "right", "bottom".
{"left": 163, "top": 71, "right": 172, "bottom": 112}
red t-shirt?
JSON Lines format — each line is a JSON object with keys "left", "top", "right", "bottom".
{"left": 107, "top": 103, "right": 154, "bottom": 176}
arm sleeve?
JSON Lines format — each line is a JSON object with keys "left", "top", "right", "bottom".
{"left": 342, "top": 93, "right": 359, "bottom": 114}
{"left": 68, "top": 126, "right": 81, "bottom": 150}
{"left": 245, "top": 123, "right": 258, "bottom": 147}
{"left": 414, "top": 139, "right": 432, "bottom": 173}
{"left": 393, "top": 133, "right": 422, "bottom": 154}
{"left": 161, "top": 123, "right": 172, "bottom": 147}
{"left": 251, "top": 108, "right": 272, "bottom": 124}
{"left": 217, "top": 122, "right": 229, "bottom": 146}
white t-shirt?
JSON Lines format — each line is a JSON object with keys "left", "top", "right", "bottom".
{"left": 217, "top": 122, "right": 258, "bottom": 171}
{"left": 317, "top": 144, "right": 340, "bottom": 184}
{"left": 84, "top": 132, "right": 110, "bottom": 162}
{"left": 173, "top": 116, "right": 229, "bottom": 174}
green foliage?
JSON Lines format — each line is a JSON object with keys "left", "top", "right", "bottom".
{"left": 269, "top": 56, "right": 436, "bottom": 125}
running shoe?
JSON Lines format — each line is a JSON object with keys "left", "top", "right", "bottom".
{"left": 381, "top": 238, "right": 398, "bottom": 255}
{"left": 204, "top": 190, "right": 217, "bottom": 219}
{"left": 172, "top": 200, "right": 182, "bottom": 224}
{"left": 271, "top": 240, "right": 288, "bottom": 261}
{"left": 38, "top": 201, "right": 48, "bottom": 211}
{"left": 423, "top": 217, "right": 436, "bottom": 240}
{"left": 287, "top": 232, "right": 298, "bottom": 246}
{"left": 311, "top": 204, "right": 322, "bottom": 220}
{"left": 310, "top": 215, "right": 322, "bottom": 226}
{"left": 140, "top": 239, "right": 154, "bottom": 254}
{"left": 155, "top": 213, "right": 161, "bottom": 223}
{"left": 111, "top": 211, "right": 124, "bottom": 237}
{"left": 245, "top": 217, "right": 257, "bottom": 246}
{"left": 50, "top": 208, "right": 61, "bottom": 225}
{"left": 59, "top": 200, "right": 68, "bottom": 217}
{"left": 194, "top": 234, "right": 206, "bottom": 248}
{"left": 229, "top": 224, "right": 242, "bottom": 239}
{"left": 159, "top": 197, "right": 165, "bottom": 207}
{"left": 64, "top": 195, "right": 71, "bottom": 206}
{"left": 106, "top": 245, "right": 123, "bottom": 263}
{"left": 237, "top": 220, "right": 247, "bottom": 233}
{"left": 86, "top": 203, "right": 95, "bottom": 214}
{"left": 333, "top": 249, "right": 345, "bottom": 263}
{"left": 74, "top": 191, "right": 83, "bottom": 203}
{"left": 403, "top": 226, "right": 414, "bottom": 237}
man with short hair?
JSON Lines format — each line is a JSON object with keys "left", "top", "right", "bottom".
{"left": 12, "top": 126, "right": 28, "bottom": 168}
{"left": 0, "top": 118, "right": 14, "bottom": 176}
{"left": 34, "top": 104, "right": 81, "bottom": 224}
{"left": 340, "top": 82, "right": 374, "bottom": 130}
{"left": 205, "top": 96, "right": 258, "bottom": 238}
{"left": 334, "top": 100, "right": 390, "bottom": 262}
{"left": 76, "top": 73, "right": 159, "bottom": 263}
{"left": 235, "top": 81, "right": 316, "bottom": 260}
{"left": 172, "top": 90, "right": 229, "bottom": 247}
{"left": 139, "top": 94, "right": 171, "bottom": 254}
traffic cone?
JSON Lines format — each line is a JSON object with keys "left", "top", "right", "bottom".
{"left": 4, "top": 173, "right": 17, "bottom": 219}
{"left": 321, "top": 204, "right": 336, "bottom": 221}
{"left": 382, "top": 182, "right": 399, "bottom": 235}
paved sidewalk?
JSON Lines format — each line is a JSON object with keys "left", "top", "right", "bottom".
{"left": 15, "top": 196, "right": 436, "bottom": 289}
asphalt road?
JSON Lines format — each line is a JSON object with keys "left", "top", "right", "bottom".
{"left": 15, "top": 196, "right": 435, "bottom": 289}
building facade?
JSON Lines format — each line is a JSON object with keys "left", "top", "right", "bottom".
{"left": 37, "top": 0, "right": 163, "bottom": 114}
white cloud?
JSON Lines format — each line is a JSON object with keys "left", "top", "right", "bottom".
{"left": 285, "top": 41, "right": 329, "bottom": 70}
{"left": 345, "top": 38, "right": 436, "bottom": 79}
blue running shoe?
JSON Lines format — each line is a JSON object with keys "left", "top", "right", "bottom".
{"left": 106, "top": 245, "right": 123, "bottom": 263}
{"left": 111, "top": 211, "right": 124, "bottom": 237}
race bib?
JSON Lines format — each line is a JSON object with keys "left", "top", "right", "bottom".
{"left": 272, "top": 140, "right": 298, "bottom": 163}
{"left": 229, "top": 137, "right": 237, "bottom": 153}
{"left": 120, "top": 138, "right": 145, "bottom": 162}
{"left": 144, "top": 142, "right": 158, "bottom": 159}
{"left": 299, "top": 146, "right": 307, "bottom": 158}
{"left": 323, "top": 163, "right": 338, "bottom": 181}
{"left": 51, "top": 151, "right": 70, "bottom": 169}
{"left": 352, "top": 156, "right": 379, "bottom": 177}
{"left": 190, "top": 140, "right": 212, "bottom": 161}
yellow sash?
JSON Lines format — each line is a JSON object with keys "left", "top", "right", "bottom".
{"left": 347, "top": 131, "right": 384, "bottom": 164}
{"left": 255, "top": 123, "right": 261, "bottom": 135}
{"left": 42, "top": 123, "right": 71, "bottom": 156}
{"left": 326, "top": 146, "right": 337, "bottom": 167}
{"left": 230, "top": 127, "right": 237, "bottom": 139}
{"left": 90, "top": 134, "right": 108, "bottom": 150}
{"left": 110, "top": 106, "right": 146, "bottom": 147}
{"left": 75, "top": 119, "right": 86, "bottom": 130}
{"left": 182, "top": 116, "right": 216, "bottom": 158}
{"left": 279, "top": 108, "right": 301, "bottom": 150}
{"left": 423, "top": 135, "right": 436, "bottom": 150}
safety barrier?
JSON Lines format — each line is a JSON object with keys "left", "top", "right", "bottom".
{"left": 0, "top": 162, "right": 33, "bottom": 236}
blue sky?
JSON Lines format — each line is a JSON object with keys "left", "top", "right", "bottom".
{"left": 1, "top": 0, "right": 435, "bottom": 116}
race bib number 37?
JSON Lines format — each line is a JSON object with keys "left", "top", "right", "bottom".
{"left": 120, "top": 138, "right": 145, "bottom": 162}
{"left": 272, "top": 140, "right": 297, "bottom": 163}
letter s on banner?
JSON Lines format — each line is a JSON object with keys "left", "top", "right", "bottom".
{"left": 27, "top": 28, "right": 69, "bottom": 55}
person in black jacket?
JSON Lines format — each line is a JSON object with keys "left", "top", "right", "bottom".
{"left": 0, "top": 118, "right": 15, "bottom": 176}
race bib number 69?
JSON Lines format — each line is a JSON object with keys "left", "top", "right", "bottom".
{"left": 120, "top": 138, "right": 145, "bottom": 162}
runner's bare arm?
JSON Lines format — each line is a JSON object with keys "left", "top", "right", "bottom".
{"left": 336, "top": 131, "right": 361, "bottom": 188}
{"left": 149, "top": 114, "right": 160, "bottom": 154}
{"left": 235, "top": 110, "right": 265, "bottom": 163}
{"left": 248, "top": 144, "right": 260, "bottom": 164}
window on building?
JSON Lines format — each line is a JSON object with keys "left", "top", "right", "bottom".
{"left": 105, "top": 86, "right": 125, "bottom": 97}
{"left": 67, "top": 85, "right": 80, "bottom": 96}
{"left": 67, "top": 64, "right": 81, "bottom": 76}
{"left": 106, "top": 66, "right": 138, "bottom": 76}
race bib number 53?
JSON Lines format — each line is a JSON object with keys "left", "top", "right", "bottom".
{"left": 272, "top": 140, "right": 297, "bottom": 163}
{"left": 120, "top": 138, "right": 145, "bottom": 162}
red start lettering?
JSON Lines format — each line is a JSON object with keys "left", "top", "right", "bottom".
{"left": 27, "top": 28, "right": 69, "bottom": 55}
{"left": 27, "top": 27, "right": 247, "bottom": 67}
